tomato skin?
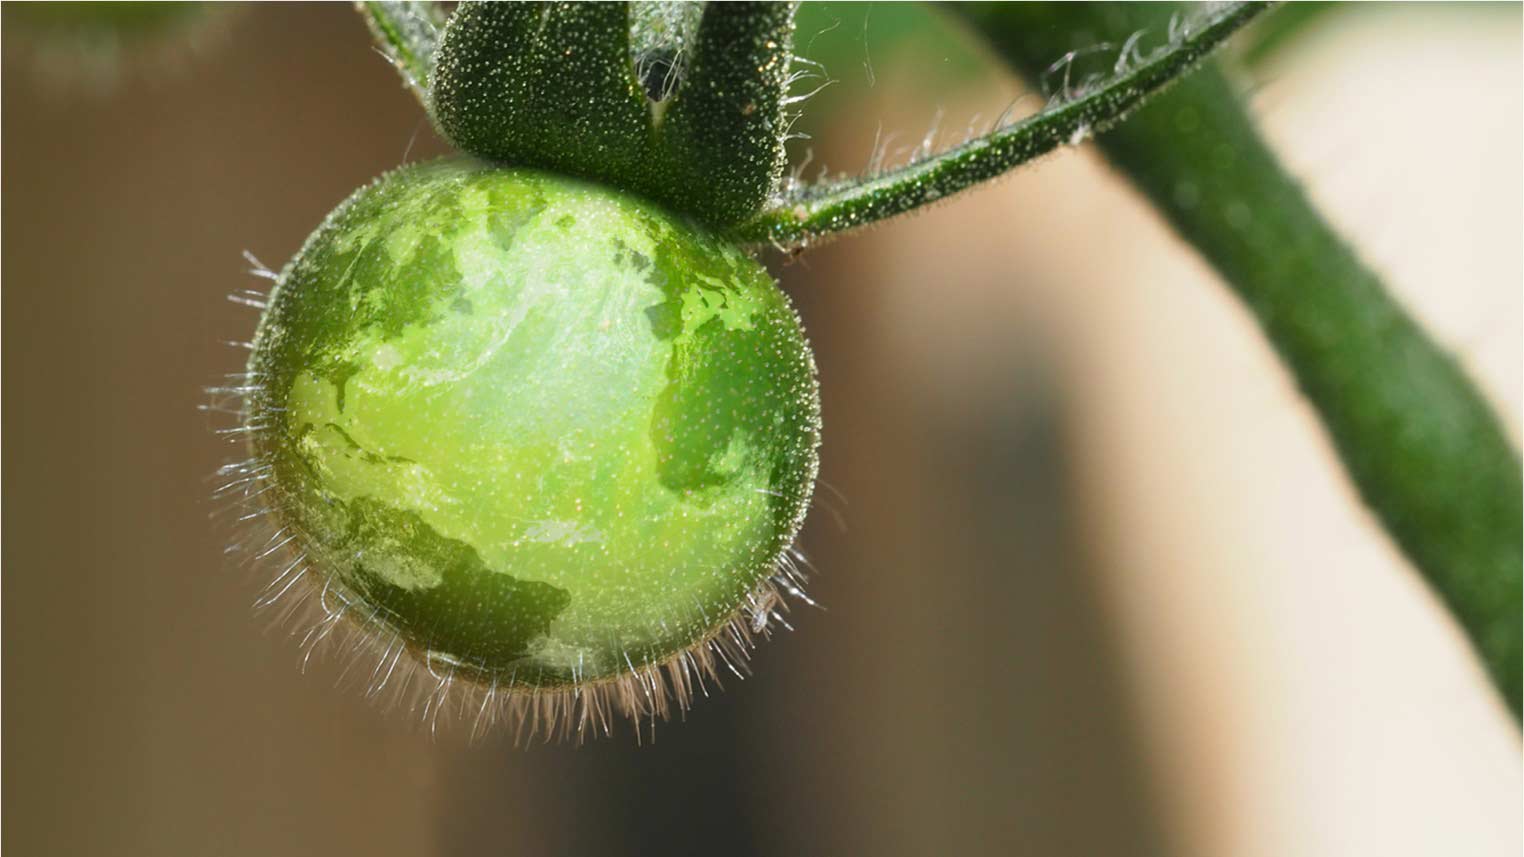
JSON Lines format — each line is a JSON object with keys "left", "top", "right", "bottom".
{"left": 246, "top": 158, "right": 820, "bottom": 691}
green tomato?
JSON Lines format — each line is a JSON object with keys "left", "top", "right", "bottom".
{"left": 244, "top": 158, "right": 819, "bottom": 719}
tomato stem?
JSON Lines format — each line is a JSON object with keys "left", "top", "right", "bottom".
{"left": 726, "top": 1, "right": 1268, "bottom": 250}
{"left": 965, "top": 1, "right": 1523, "bottom": 718}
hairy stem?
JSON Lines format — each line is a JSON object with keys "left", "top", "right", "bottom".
{"left": 728, "top": 1, "right": 1268, "bottom": 249}
{"left": 356, "top": 0, "right": 445, "bottom": 106}
{"left": 958, "top": 2, "right": 1523, "bottom": 716}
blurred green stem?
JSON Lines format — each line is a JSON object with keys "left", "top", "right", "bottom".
{"left": 1236, "top": 1, "right": 1338, "bottom": 67}
{"left": 955, "top": 3, "right": 1522, "bottom": 717}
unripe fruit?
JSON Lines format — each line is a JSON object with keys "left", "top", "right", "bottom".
{"left": 240, "top": 158, "right": 820, "bottom": 737}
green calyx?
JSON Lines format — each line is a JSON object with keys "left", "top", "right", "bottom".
{"left": 247, "top": 158, "right": 820, "bottom": 690}
{"left": 428, "top": 1, "right": 796, "bottom": 229}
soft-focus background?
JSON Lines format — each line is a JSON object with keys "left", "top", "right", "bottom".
{"left": 3, "top": 3, "right": 1520, "bottom": 856}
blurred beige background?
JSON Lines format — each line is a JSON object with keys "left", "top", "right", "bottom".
{"left": 3, "top": 4, "right": 1519, "bottom": 856}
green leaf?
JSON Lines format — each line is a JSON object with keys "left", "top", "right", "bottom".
{"left": 659, "top": 2, "right": 798, "bottom": 226}
{"left": 957, "top": 1, "right": 1524, "bottom": 717}
{"left": 416, "top": 1, "right": 800, "bottom": 229}
{"left": 429, "top": 1, "right": 652, "bottom": 186}
{"left": 728, "top": 1, "right": 1267, "bottom": 249}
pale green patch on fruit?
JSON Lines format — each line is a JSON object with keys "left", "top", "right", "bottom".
{"left": 248, "top": 158, "right": 820, "bottom": 691}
